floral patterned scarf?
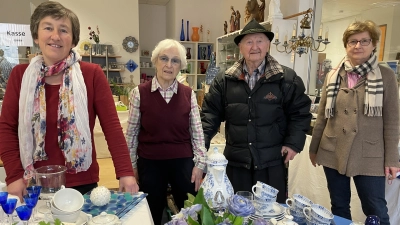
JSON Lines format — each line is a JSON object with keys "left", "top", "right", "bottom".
{"left": 19, "top": 50, "right": 92, "bottom": 179}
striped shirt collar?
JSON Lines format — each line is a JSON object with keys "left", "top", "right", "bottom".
{"left": 151, "top": 77, "right": 178, "bottom": 94}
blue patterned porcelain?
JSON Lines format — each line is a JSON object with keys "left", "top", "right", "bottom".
{"left": 200, "top": 147, "right": 234, "bottom": 208}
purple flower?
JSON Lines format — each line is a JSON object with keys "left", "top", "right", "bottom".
{"left": 217, "top": 218, "right": 233, "bottom": 225}
{"left": 179, "top": 204, "right": 202, "bottom": 221}
{"left": 164, "top": 218, "right": 188, "bottom": 225}
{"left": 227, "top": 195, "right": 255, "bottom": 217}
{"left": 253, "top": 218, "right": 269, "bottom": 225}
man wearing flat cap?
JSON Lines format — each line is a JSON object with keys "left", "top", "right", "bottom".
{"left": 201, "top": 19, "right": 311, "bottom": 202}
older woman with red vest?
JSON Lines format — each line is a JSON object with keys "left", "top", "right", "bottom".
{"left": 126, "top": 39, "right": 206, "bottom": 225}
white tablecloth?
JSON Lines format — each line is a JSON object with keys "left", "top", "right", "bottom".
{"left": 289, "top": 135, "right": 365, "bottom": 222}
{"left": 93, "top": 110, "right": 129, "bottom": 158}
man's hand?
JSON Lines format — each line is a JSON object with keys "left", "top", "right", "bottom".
{"left": 385, "top": 166, "right": 399, "bottom": 184}
{"left": 119, "top": 176, "right": 139, "bottom": 194}
{"left": 7, "top": 178, "right": 27, "bottom": 202}
{"left": 191, "top": 167, "right": 204, "bottom": 191}
{"left": 281, "top": 146, "right": 297, "bottom": 164}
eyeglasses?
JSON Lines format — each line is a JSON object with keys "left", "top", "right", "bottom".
{"left": 347, "top": 39, "right": 372, "bottom": 47}
{"left": 158, "top": 56, "right": 181, "bottom": 66}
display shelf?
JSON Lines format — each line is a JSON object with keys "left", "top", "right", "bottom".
{"left": 179, "top": 41, "right": 214, "bottom": 90}
{"left": 81, "top": 46, "right": 122, "bottom": 83}
{"left": 139, "top": 56, "right": 155, "bottom": 80}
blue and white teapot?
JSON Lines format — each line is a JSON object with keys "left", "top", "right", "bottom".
{"left": 200, "top": 147, "right": 234, "bottom": 209}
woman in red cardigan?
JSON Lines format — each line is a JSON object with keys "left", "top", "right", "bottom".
{"left": 0, "top": 1, "right": 138, "bottom": 201}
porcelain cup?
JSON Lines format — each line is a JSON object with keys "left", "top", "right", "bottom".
{"left": 303, "top": 204, "right": 333, "bottom": 224}
{"left": 286, "top": 194, "right": 313, "bottom": 211}
{"left": 251, "top": 181, "right": 279, "bottom": 198}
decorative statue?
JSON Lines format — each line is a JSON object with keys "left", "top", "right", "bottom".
{"left": 207, "top": 30, "right": 210, "bottom": 42}
{"left": 267, "top": 0, "right": 283, "bottom": 22}
{"left": 224, "top": 21, "right": 228, "bottom": 35}
{"left": 235, "top": 10, "right": 241, "bottom": 30}
{"left": 199, "top": 25, "right": 204, "bottom": 42}
{"left": 259, "top": 0, "right": 265, "bottom": 22}
{"left": 245, "top": 0, "right": 261, "bottom": 24}
{"left": 229, "top": 6, "right": 236, "bottom": 33}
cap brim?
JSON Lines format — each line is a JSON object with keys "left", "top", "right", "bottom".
{"left": 234, "top": 32, "right": 274, "bottom": 45}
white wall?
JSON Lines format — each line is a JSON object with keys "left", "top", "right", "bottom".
{"left": 139, "top": 4, "right": 167, "bottom": 53}
{"left": 324, "top": 6, "right": 397, "bottom": 67}
{"left": 0, "top": 0, "right": 47, "bottom": 24}
{"left": 57, "top": 0, "right": 140, "bottom": 85}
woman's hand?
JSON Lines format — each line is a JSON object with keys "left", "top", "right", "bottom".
{"left": 309, "top": 153, "right": 317, "bottom": 167}
{"left": 385, "top": 166, "right": 399, "bottom": 184}
{"left": 191, "top": 167, "right": 204, "bottom": 191}
{"left": 7, "top": 178, "right": 27, "bottom": 202}
{"left": 119, "top": 176, "right": 139, "bottom": 194}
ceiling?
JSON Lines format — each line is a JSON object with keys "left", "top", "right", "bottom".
{"left": 321, "top": 0, "right": 400, "bottom": 22}
{"left": 137, "top": 0, "right": 400, "bottom": 22}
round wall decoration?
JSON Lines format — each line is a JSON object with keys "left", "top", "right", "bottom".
{"left": 122, "top": 36, "right": 139, "bottom": 53}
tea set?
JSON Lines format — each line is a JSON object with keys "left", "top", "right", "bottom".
{"left": 44, "top": 187, "right": 122, "bottom": 225}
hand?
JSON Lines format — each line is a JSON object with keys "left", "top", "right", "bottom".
{"left": 310, "top": 153, "right": 317, "bottom": 167}
{"left": 385, "top": 166, "right": 398, "bottom": 184}
{"left": 281, "top": 146, "right": 297, "bottom": 164}
{"left": 119, "top": 176, "right": 139, "bottom": 194}
{"left": 133, "top": 168, "right": 139, "bottom": 184}
{"left": 7, "top": 178, "right": 27, "bottom": 202}
{"left": 191, "top": 167, "right": 204, "bottom": 191}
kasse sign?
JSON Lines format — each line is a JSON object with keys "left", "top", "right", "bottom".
{"left": 0, "top": 23, "right": 33, "bottom": 46}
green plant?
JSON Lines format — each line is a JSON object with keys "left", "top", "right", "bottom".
{"left": 38, "top": 218, "right": 64, "bottom": 225}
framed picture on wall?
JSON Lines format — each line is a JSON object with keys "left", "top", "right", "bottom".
{"left": 378, "top": 24, "right": 387, "bottom": 61}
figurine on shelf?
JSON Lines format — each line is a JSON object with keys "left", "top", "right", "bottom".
{"left": 245, "top": 0, "right": 261, "bottom": 24}
{"left": 235, "top": 10, "right": 241, "bottom": 30}
{"left": 267, "top": 0, "right": 283, "bottom": 22}
{"left": 224, "top": 21, "right": 228, "bottom": 35}
{"left": 207, "top": 30, "right": 210, "bottom": 42}
{"left": 199, "top": 25, "right": 204, "bottom": 42}
{"left": 259, "top": 0, "right": 265, "bottom": 22}
{"left": 229, "top": 6, "right": 236, "bottom": 33}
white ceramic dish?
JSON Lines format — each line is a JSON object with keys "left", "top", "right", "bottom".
{"left": 45, "top": 211, "right": 91, "bottom": 225}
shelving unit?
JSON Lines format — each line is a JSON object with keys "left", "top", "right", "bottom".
{"left": 179, "top": 41, "right": 214, "bottom": 91}
{"left": 139, "top": 56, "right": 155, "bottom": 83}
{"left": 81, "top": 46, "right": 124, "bottom": 83}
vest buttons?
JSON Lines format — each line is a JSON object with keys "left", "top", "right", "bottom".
{"left": 354, "top": 109, "right": 357, "bottom": 114}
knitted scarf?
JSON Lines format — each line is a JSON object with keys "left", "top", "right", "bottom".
{"left": 325, "top": 54, "right": 382, "bottom": 118}
{"left": 19, "top": 50, "right": 92, "bottom": 179}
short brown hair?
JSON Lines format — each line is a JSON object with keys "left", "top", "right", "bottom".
{"left": 30, "top": 1, "right": 80, "bottom": 46}
{"left": 342, "top": 20, "right": 380, "bottom": 51}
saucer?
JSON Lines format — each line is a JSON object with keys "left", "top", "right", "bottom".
{"left": 258, "top": 202, "right": 286, "bottom": 217}
{"left": 46, "top": 212, "right": 91, "bottom": 225}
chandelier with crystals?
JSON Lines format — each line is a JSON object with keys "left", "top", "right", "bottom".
{"left": 272, "top": 8, "right": 330, "bottom": 57}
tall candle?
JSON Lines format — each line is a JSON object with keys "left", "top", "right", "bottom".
{"left": 319, "top": 24, "right": 323, "bottom": 37}
{"left": 292, "top": 23, "right": 296, "bottom": 37}
{"left": 325, "top": 27, "right": 329, "bottom": 39}
{"left": 284, "top": 34, "right": 288, "bottom": 42}
{"left": 275, "top": 27, "right": 279, "bottom": 40}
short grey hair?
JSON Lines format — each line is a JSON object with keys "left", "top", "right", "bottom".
{"left": 151, "top": 39, "right": 187, "bottom": 70}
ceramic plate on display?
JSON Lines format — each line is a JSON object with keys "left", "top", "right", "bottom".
{"left": 79, "top": 39, "right": 92, "bottom": 55}
{"left": 103, "top": 41, "right": 121, "bottom": 56}
{"left": 122, "top": 36, "right": 139, "bottom": 53}
{"left": 256, "top": 202, "right": 286, "bottom": 217}
{"left": 45, "top": 211, "right": 91, "bottom": 225}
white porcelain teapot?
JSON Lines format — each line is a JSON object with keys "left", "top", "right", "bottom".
{"left": 88, "top": 212, "right": 122, "bottom": 225}
{"left": 270, "top": 215, "right": 298, "bottom": 225}
{"left": 200, "top": 147, "right": 234, "bottom": 209}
